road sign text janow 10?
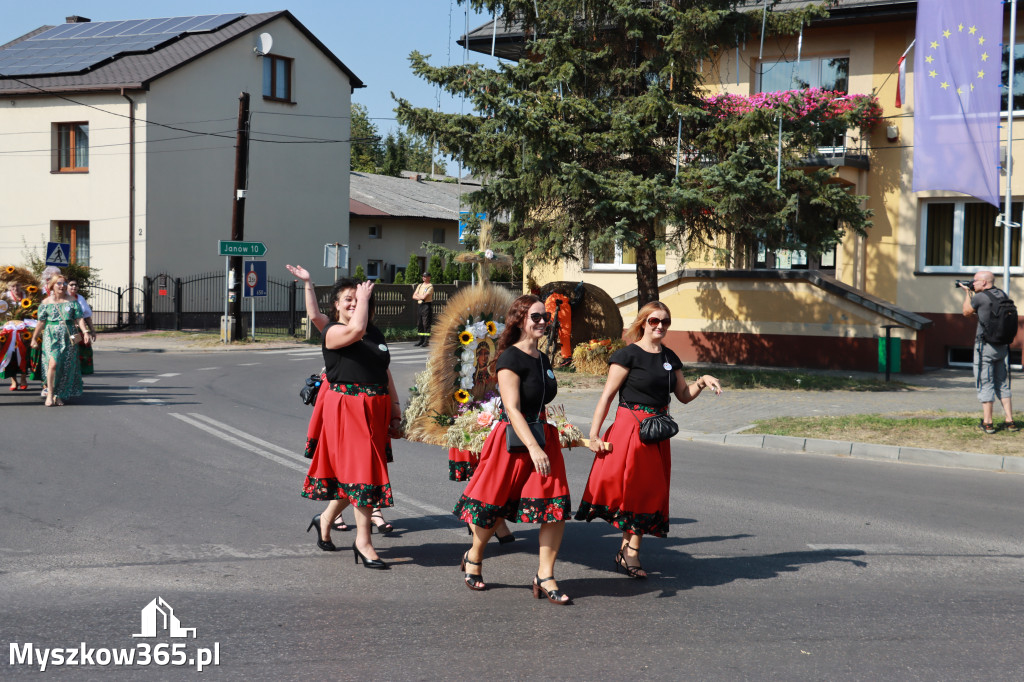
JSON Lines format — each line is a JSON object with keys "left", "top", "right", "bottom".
{"left": 218, "top": 240, "right": 267, "bottom": 257}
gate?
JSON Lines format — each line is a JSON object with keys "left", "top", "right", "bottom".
{"left": 88, "top": 282, "right": 146, "bottom": 331}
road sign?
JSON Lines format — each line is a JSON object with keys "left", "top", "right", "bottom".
{"left": 458, "top": 212, "right": 486, "bottom": 244}
{"left": 243, "top": 260, "right": 267, "bottom": 298}
{"left": 218, "top": 240, "right": 267, "bottom": 257}
{"left": 323, "top": 243, "right": 349, "bottom": 268}
{"left": 45, "top": 242, "right": 70, "bottom": 266}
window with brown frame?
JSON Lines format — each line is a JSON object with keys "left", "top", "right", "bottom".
{"left": 262, "top": 55, "right": 293, "bottom": 102}
{"left": 54, "top": 122, "right": 89, "bottom": 172}
{"left": 51, "top": 221, "right": 90, "bottom": 266}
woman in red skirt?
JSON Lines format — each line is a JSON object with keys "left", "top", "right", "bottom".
{"left": 453, "top": 295, "right": 572, "bottom": 604}
{"left": 287, "top": 267, "right": 402, "bottom": 570}
{"left": 449, "top": 447, "right": 516, "bottom": 544}
{"left": 575, "top": 302, "right": 721, "bottom": 579}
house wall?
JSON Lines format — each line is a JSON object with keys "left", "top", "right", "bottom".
{"left": 144, "top": 15, "right": 352, "bottom": 283}
{"left": 350, "top": 215, "right": 454, "bottom": 280}
{"left": 0, "top": 92, "right": 144, "bottom": 284}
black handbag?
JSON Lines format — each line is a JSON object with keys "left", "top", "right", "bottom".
{"left": 504, "top": 355, "right": 547, "bottom": 453}
{"left": 300, "top": 372, "right": 323, "bottom": 406}
{"left": 633, "top": 411, "right": 679, "bottom": 443}
{"left": 506, "top": 421, "right": 546, "bottom": 452}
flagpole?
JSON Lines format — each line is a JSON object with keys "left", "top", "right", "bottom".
{"left": 1004, "top": 0, "right": 1018, "bottom": 294}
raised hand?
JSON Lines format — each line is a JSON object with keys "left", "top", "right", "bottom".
{"left": 285, "top": 264, "right": 311, "bottom": 282}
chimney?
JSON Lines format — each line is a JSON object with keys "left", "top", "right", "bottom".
{"left": 66, "top": 15, "right": 91, "bottom": 23}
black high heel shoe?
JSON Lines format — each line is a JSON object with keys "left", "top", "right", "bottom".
{"left": 306, "top": 515, "right": 339, "bottom": 552}
{"left": 615, "top": 546, "right": 647, "bottom": 579}
{"left": 460, "top": 551, "right": 486, "bottom": 591}
{"left": 352, "top": 543, "right": 388, "bottom": 569}
{"left": 495, "top": 530, "right": 516, "bottom": 545}
{"left": 370, "top": 508, "right": 394, "bottom": 534}
{"left": 532, "top": 575, "right": 571, "bottom": 604}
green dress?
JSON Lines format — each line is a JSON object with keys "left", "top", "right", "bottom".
{"left": 37, "top": 301, "right": 84, "bottom": 400}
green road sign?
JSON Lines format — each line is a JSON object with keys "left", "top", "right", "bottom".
{"left": 218, "top": 240, "right": 267, "bottom": 257}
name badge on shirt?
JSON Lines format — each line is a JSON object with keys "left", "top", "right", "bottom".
{"left": 378, "top": 344, "right": 389, "bottom": 352}
{"left": 663, "top": 362, "right": 673, "bottom": 371}
{"left": 546, "top": 369, "right": 555, "bottom": 379}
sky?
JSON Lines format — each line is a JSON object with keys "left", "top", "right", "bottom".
{"left": 1, "top": 1, "right": 502, "bottom": 172}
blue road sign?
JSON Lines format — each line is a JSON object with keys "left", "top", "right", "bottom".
{"left": 458, "top": 212, "right": 487, "bottom": 244}
{"left": 243, "top": 260, "right": 267, "bottom": 298}
{"left": 45, "top": 241, "right": 71, "bottom": 267}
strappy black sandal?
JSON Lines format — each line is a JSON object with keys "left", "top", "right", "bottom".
{"left": 460, "top": 551, "right": 486, "bottom": 591}
{"left": 532, "top": 575, "right": 571, "bottom": 604}
{"left": 615, "top": 547, "right": 647, "bottom": 580}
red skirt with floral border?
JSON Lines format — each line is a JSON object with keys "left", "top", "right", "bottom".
{"left": 448, "top": 447, "right": 479, "bottom": 481}
{"left": 452, "top": 421, "right": 570, "bottom": 528}
{"left": 302, "top": 384, "right": 393, "bottom": 508}
{"left": 574, "top": 404, "right": 671, "bottom": 537}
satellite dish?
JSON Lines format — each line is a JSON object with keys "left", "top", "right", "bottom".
{"left": 254, "top": 32, "right": 273, "bottom": 56}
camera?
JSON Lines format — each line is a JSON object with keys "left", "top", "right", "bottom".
{"left": 954, "top": 279, "right": 975, "bottom": 290}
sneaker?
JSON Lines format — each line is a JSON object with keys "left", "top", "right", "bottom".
{"left": 979, "top": 421, "right": 997, "bottom": 435}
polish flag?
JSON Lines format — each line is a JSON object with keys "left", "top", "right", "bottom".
{"left": 895, "top": 53, "right": 907, "bottom": 108}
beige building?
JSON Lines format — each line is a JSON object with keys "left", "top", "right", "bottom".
{"left": 0, "top": 11, "right": 362, "bottom": 307}
{"left": 464, "top": 1, "right": 1024, "bottom": 372}
{"left": 349, "top": 171, "right": 478, "bottom": 282}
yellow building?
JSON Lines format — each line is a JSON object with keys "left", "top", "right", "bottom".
{"left": 464, "top": 0, "right": 1024, "bottom": 373}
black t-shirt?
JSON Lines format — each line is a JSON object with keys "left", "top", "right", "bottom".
{"left": 972, "top": 288, "right": 1008, "bottom": 342}
{"left": 496, "top": 346, "right": 557, "bottom": 420}
{"left": 608, "top": 343, "right": 683, "bottom": 408}
{"left": 323, "top": 322, "right": 391, "bottom": 385}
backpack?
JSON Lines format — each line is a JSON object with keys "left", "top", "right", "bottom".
{"left": 981, "top": 289, "right": 1019, "bottom": 346}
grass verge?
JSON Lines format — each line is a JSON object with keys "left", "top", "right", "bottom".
{"left": 753, "top": 412, "right": 1024, "bottom": 457}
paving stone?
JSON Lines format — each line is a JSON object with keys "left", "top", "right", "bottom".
{"left": 724, "top": 434, "right": 765, "bottom": 448}
{"left": 803, "top": 438, "right": 854, "bottom": 455}
{"left": 898, "top": 447, "right": 1005, "bottom": 472}
{"left": 850, "top": 442, "right": 900, "bottom": 460}
{"left": 762, "top": 435, "right": 806, "bottom": 452}
{"left": 999, "top": 456, "right": 1024, "bottom": 474}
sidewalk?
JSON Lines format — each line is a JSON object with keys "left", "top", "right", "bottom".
{"left": 95, "top": 332, "right": 1020, "bottom": 474}
{"left": 555, "top": 368, "right": 1024, "bottom": 476}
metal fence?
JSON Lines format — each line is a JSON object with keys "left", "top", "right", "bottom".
{"left": 87, "top": 275, "right": 521, "bottom": 336}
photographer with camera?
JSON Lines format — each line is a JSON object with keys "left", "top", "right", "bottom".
{"left": 960, "top": 270, "right": 1017, "bottom": 434}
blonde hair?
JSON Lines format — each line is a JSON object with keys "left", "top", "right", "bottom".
{"left": 625, "top": 301, "right": 671, "bottom": 343}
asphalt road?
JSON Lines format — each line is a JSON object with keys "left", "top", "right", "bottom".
{"left": 1, "top": 342, "right": 1022, "bottom": 680}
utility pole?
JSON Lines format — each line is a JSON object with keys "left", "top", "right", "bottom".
{"left": 229, "top": 92, "right": 250, "bottom": 340}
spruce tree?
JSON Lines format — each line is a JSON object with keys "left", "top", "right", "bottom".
{"left": 404, "top": 253, "right": 421, "bottom": 281}
{"left": 396, "top": 0, "right": 876, "bottom": 305}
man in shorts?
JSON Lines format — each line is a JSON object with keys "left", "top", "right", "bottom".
{"left": 960, "top": 270, "right": 1016, "bottom": 434}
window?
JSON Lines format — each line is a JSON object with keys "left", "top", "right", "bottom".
{"left": 366, "top": 260, "right": 382, "bottom": 281}
{"left": 432, "top": 228, "right": 446, "bottom": 244}
{"left": 758, "top": 56, "right": 849, "bottom": 94}
{"left": 921, "top": 201, "right": 1023, "bottom": 272}
{"left": 754, "top": 244, "right": 836, "bottom": 270}
{"left": 54, "top": 122, "right": 88, "bottom": 171}
{"left": 52, "top": 221, "right": 89, "bottom": 265}
{"left": 1002, "top": 44, "right": 1024, "bottom": 113}
{"left": 368, "top": 225, "right": 381, "bottom": 239}
{"left": 262, "top": 55, "right": 292, "bottom": 102}
{"left": 589, "top": 225, "right": 667, "bottom": 271}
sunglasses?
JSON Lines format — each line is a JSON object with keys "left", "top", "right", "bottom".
{"left": 529, "top": 312, "right": 552, "bottom": 324}
{"left": 647, "top": 316, "right": 671, "bottom": 328}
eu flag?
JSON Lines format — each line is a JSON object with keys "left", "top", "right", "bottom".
{"left": 912, "top": 0, "right": 1003, "bottom": 207}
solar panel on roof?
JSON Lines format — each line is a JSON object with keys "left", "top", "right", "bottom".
{"left": 0, "top": 12, "right": 243, "bottom": 77}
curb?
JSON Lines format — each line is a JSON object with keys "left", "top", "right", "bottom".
{"left": 682, "top": 430, "right": 1021, "bottom": 475}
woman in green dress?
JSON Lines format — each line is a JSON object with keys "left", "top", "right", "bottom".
{"left": 29, "top": 273, "right": 91, "bottom": 406}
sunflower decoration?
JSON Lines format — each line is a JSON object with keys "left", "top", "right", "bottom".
{"left": 485, "top": 320, "right": 497, "bottom": 336}
{"left": 20, "top": 298, "right": 32, "bottom": 309}
{"left": 0, "top": 331, "right": 7, "bottom": 343}
{"left": 4, "top": 266, "right": 14, "bottom": 275}
{"left": 25, "top": 285, "right": 38, "bottom": 295}
{"left": 20, "top": 330, "right": 32, "bottom": 342}
{"left": 403, "top": 284, "right": 516, "bottom": 446}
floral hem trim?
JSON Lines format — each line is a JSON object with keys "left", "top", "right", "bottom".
{"left": 619, "top": 401, "right": 669, "bottom": 415}
{"left": 302, "top": 478, "right": 393, "bottom": 507}
{"left": 303, "top": 438, "right": 318, "bottom": 459}
{"left": 328, "top": 382, "right": 388, "bottom": 397}
{"left": 449, "top": 461, "right": 476, "bottom": 481}
{"left": 454, "top": 494, "right": 571, "bottom": 527}
{"left": 574, "top": 501, "right": 668, "bottom": 537}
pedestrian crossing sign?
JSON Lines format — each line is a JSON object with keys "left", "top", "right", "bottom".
{"left": 45, "top": 241, "right": 70, "bottom": 266}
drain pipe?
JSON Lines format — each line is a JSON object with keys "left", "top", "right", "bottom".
{"left": 121, "top": 89, "right": 136, "bottom": 326}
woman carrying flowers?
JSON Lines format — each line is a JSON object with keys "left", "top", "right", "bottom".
{"left": 29, "top": 273, "right": 90, "bottom": 406}
{"left": 452, "top": 294, "right": 572, "bottom": 604}
{"left": 575, "top": 302, "right": 721, "bottom": 579}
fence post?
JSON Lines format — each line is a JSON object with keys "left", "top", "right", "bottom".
{"left": 142, "top": 277, "right": 152, "bottom": 330}
{"left": 117, "top": 286, "right": 124, "bottom": 328}
{"left": 288, "top": 280, "right": 297, "bottom": 336}
{"left": 174, "top": 277, "right": 183, "bottom": 331}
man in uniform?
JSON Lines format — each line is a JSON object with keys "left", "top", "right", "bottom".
{"left": 412, "top": 272, "right": 434, "bottom": 347}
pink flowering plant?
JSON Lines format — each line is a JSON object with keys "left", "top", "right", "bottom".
{"left": 703, "top": 89, "right": 882, "bottom": 132}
